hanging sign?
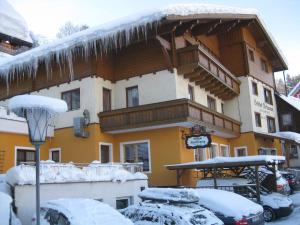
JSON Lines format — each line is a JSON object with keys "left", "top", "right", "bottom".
{"left": 185, "top": 134, "right": 212, "bottom": 149}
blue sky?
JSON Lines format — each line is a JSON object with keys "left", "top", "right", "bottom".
{"left": 8, "top": 0, "right": 300, "bottom": 77}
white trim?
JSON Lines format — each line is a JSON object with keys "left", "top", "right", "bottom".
{"left": 119, "top": 139, "right": 151, "bottom": 173}
{"left": 49, "top": 148, "right": 62, "bottom": 162}
{"left": 234, "top": 146, "right": 248, "bottom": 157}
{"left": 99, "top": 142, "right": 113, "bottom": 163}
{"left": 219, "top": 144, "right": 230, "bottom": 157}
{"left": 208, "top": 143, "right": 219, "bottom": 159}
{"left": 14, "top": 146, "right": 35, "bottom": 166}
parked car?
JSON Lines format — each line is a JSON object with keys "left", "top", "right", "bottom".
{"left": 280, "top": 170, "right": 299, "bottom": 194}
{"left": 197, "top": 178, "right": 293, "bottom": 222}
{"left": 260, "top": 171, "right": 290, "bottom": 195}
{"left": 194, "top": 188, "right": 265, "bottom": 225}
{"left": 32, "top": 198, "right": 133, "bottom": 225}
{"left": 0, "top": 192, "right": 21, "bottom": 225}
{"left": 122, "top": 188, "right": 223, "bottom": 225}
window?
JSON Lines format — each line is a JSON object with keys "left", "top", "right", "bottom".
{"left": 208, "top": 144, "right": 218, "bottom": 159}
{"left": 116, "top": 197, "right": 132, "bottom": 210}
{"left": 16, "top": 148, "right": 35, "bottom": 165}
{"left": 103, "top": 88, "right": 111, "bottom": 111}
{"left": 267, "top": 116, "right": 276, "bottom": 133}
{"left": 188, "top": 85, "right": 194, "bottom": 101}
{"left": 207, "top": 96, "right": 216, "bottom": 111}
{"left": 126, "top": 86, "right": 139, "bottom": 107}
{"left": 261, "top": 59, "right": 268, "bottom": 72}
{"left": 255, "top": 112, "right": 262, "bottom": 127}
{"left": 289, "top": 145, "right": 299, "bottom": 159}
{"left": 252, "top": 82, "right": 258, "bottom": 95}
{"left": 235, "top": 147, "right": 247, "bottom": 157}
{"left": 99, "top": 143, "right": 112, "bottom": 163}
{"left": 220, "top": 145, "right": 229, "bottom": 157}
{"left": 258, "top": 148, "right": 276, "bottom": 156}
{"left": 49, "top": 148, "right": 61, "bottom": 163}
{"left": 281, "top": 113, "right": 292, "bottom": 126}
{"left": 264, "top": 88, "right": 273, "bottom": 105}
{"left": 194, "top": 148, "right": 206, "bottom": 161}
{"left": 248, "top": 49, "right": 255, "bottom": 61}
{"left": 221, "top": 103, "right": 224, "bottom": 114}
{"left": 61, "top": 89, "right": 80, "bottom": 111}
{"left": 122, "top": 141, "right": 150, "bottom": 172}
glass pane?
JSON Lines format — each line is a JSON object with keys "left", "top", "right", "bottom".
{"left": 116, "top": 198, "right": 129, "bottom": 210}
{"left": 62, "top": 92, "right": 72, "bottom": 111}
{"left": 101, "top": 145, "right": 110, "bottom": 163}
{"left": 72, "top": 90, "right": 80, "bottom": 110}
{"left": 127, "top": 87, "right": 139, "bottom": 107}
{"left": 51, "top": 151, "right": 60, "bottom": 163}
{"left": 195, "top": 148, "right": 206, "bottom": 161}
{"left": 124, "top": 142, "right": 149, "bottom": 171}
{"left": 103, "top": 88, "right": 111, "bottom": 111}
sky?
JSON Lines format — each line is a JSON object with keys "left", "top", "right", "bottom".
{"left": 7, "top": 0, "right": 300, "bottom": 78}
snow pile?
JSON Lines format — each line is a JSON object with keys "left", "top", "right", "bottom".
{"left": 278, "top": 94, "right": 300, "bottom": 112}
{"left": 0, "top": 0, "right": 32, "bottom": 43}
{"left": 138, "top": 188, "right": 199, "bottom": 203}
{"left": 0, "top": 174, "right": 11, "bottom": 196}
{"left": 0, "top": 192, "right": 12, "bottom": 225}
{"left": 275, "top": 131, "right": 300, "bottom": 144}
{"left": 0, "top": 3, "right": 285, "bottom": 84}
{"left": 41, "top": 198, "right": 133, "bottom": 225}
{"left": 0, "top": 106, "right": 26, "bottom": 121}
{"left": 5, "top": 161, "right": 147, "bottom": 186}
{"left": 194, "top": 188, "right": 263, "bottom": 220}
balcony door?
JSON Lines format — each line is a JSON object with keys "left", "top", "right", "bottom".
{"left": 103, "top": 88, "right": 111, "bottom": 111}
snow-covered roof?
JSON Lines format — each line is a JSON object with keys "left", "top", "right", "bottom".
{"left": 195, "top": 188, "right": 263, "bottom": 220}
{"left": 5, "top": 161, "right": 147, "bottom": 186}
{"left": 278, "top": 94, "right": 300, "bottom": 112}
{"left": 275, "top": 131, "right": 300, "bottom": 144}
{"left": 0, "top": 0, "right": 32, "bottom": 44}
{"left": 166, "top": 155, "right": 286, "bottom": 169}
{"left": 41, "top": 198, "right": 133, "bottom": 225}
{"left": 288, "top": 82, "right": 300, "bottom": 97}
{"left": 0, "top": 3, "right": 287, "bottom": 83}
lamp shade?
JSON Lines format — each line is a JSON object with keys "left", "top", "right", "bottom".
{"left": 8, "top": 95, "right": 67, "bottom": 145}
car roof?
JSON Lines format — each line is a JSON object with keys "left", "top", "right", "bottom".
{"left": 42, "top": 198, "right": 133, "bottom": 225}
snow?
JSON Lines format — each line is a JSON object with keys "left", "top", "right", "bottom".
{"left": 8, "top": 95, "right": 68, "bottom": 114}
{"left": 39, "top": 198, "right": 133, "bottom": 225}
{"left": 5, "top": 161, "right": 147, "bottom": 186}
{"left": 288, "top": 82, "right": 300, "bottom": 97}
{"left": 194, "top": 188, "right": 263, "bottom": 220}
{"left": 275, "top": 131, "right": 300, "bottom": 144}
{"left": 0, "top": 105, "right": 26, "bottom": 121}
{"left": 0, "top": 3, "right": 286, "bottom": 85}
{"left": 278, "top": 94, "right": 300, "bottom": 112}
{"left": 0, "top": 192, "right": 12, "bottom": 225}
{"left": 0, "top": 0, "right": 32, "bottom": 43}
{"left": 138, "top": 188, "right": 200, "bottom": 203}
{"left": 167, "top": 155, "right": 286, "bottom": 168}
{"left": 0, "top": 174, "right": 11, "bottom": 196}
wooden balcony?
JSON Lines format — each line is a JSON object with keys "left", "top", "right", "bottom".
{"left": 99, "top": 99, "right": 241, "bottom": 137}
{"left": 177, "top": 45, "right": 240, "bottom": 100}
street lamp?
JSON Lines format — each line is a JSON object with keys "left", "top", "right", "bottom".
{"left": 8, "top": 95, "right": 67, "bottom": 225}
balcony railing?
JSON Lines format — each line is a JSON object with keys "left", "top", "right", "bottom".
{"left": 99, "top": 99, "right": 241, "bottom": 137}
{"left": 177, "top": 45, "right": 240, "bottom": 100}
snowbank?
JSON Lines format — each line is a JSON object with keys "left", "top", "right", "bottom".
{"left": 5, "top": 161, "right": 147, "bottom": 186}
{"left": 0, "top": 174, "right": 11, "bottom": 196}
{"left": 194, "top": 188, "right": 263, "bottom": 220}
{"left": 138, "top": 188, "right": 199, "bottom": 203}
{"left": 41, "top": 198, "right": 133, "bottom": 225}
{"left": 0, "top": 3, "right": 286, "bottom": 84}
{"left": 0, "top": 192, "right": 12, "bottom": 225}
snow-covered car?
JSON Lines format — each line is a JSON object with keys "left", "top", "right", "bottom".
{"left": 32, "top": 198, "right": 134, "bottom": 225}
{"left": 196, "top": 178, "right": 293, "bottom": 222}
{"left": 194, "top": 188, "right": 264, "bottom": 225}
{"left": 0, "top": 192, "right": 21, "bottom": 225}
{"left": 122, "top": 188, "right": 223, "bottom": 225}
{"left": 260, "top": 171, "right": 290, "bottom": 195}
{"left": 279, "top": 171, "right": 299, "bottom": 194}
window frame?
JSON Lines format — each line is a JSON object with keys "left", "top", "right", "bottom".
{"left": 15, "top": 146, "right": 35, "bottom": 166}
{"left": 264, "top": 88, "right": 273, "bottom": 105}
{"left": 255, "top": 112, "right": 262, "bottom": 127}
{"left": 248, "top": 49, "right": 255, "bottom": 62}
{"left": 252, "top": 82, "right": 258, "bottom": 95}
{"left": 126, "top": 86, "right": 139, "bottom": 108}
{"left": 102, "top": 87, "right": 112, "bottom": 111}
{"left": 207, "top": 96, "right": 216, "bottom": 111}
{"left": 208, "top": 143, "right": 219, "bottom": 159}
{"left": 49, "top": 148, "right": 61, "bottom": 163}
{"left": 188, "top": 85, "right": 194, "bottom": 101}
{"left": 260, "top": 58, "right": 268, "bottom": 72}
{"left": 234, "top": 146, "right": 248, "bottom": 157}
{"left": 194, "top": 148, "right": 207, "bottom": 162}
{"left": 116, "top": 196, "right": 133, "bottom": 210}
{"left": 61, "top": 88, "right": 80, "bottom": 111}
{"left": 267, "top": 116, "right": 276, "bottom": 133}
{"left": 99, "top": 142, "right": 113, "bottom": 163}
{"left": 219, "top": 144, "right": 230, "bottom": 157}
{"left": 120, "top": 140, "right": 151, "bottom": 173}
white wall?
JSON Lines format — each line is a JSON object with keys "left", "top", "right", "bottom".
{"left": 15, "top": 179, "right": 148, "bottom": 225}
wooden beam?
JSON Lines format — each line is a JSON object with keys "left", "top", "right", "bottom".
{"left": 196, "top": 76, "right": 214, "bottom": 87}
{"left": 191, "top": 20, "right": 222, "bottom": 36}
{"left": 184, "top": 68, "right": 203, "bottom": 79}
{"left": 156, "top": 35, "right": 171, "bottom": 50}
{"left": 190, "top": 71, "right": 208, "bottom": 82}
{"left": 208, "top": 19, "right": 253, "bottom": 36}
{"left": 174, "top": 20, "right": 199, "bottom": 36}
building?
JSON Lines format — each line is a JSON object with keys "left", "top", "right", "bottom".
{"left": 288, "top": 82, "right": 300, "bottom": 99}
{"left": 0, "top": 0, "right": 32, "bottom": 59}
{"left": 0, "top": 4, "right": 288, "bottom": 186}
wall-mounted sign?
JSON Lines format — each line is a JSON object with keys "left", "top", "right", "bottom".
{"left": 185, "top": 134, "right": 212, "bottom": 149}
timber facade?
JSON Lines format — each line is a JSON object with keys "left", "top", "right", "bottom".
{"left": 0, "top": 6, "right": 288, "bottom": 186}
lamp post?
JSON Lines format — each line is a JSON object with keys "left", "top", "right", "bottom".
{"left": 9, "top": 95, "right": 67, "bottom": 225}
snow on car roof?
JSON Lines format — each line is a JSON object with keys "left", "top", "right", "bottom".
{"left": 138, "top": 188, "right": 199, "bottom": 203}
{"left": 0, "top": 3, "right": 286, "bottom": 83}
{"left": 42, "top": 198, "right": 133, "bottom": 225}
{"left": 194, "top": 188, "right": 263, "bottom": 220}
{"left": 5, "top": 161, "right": 147, "bottom": 186}
{"left": 122, "top": 201, "right": 223, "bottom": 225}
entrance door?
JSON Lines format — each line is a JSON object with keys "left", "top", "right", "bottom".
{"left": 100, "top": 143, "right": 112, "bottom": 163}
{"left": 103, "top": 88, "right": 111, "bottom": 111}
